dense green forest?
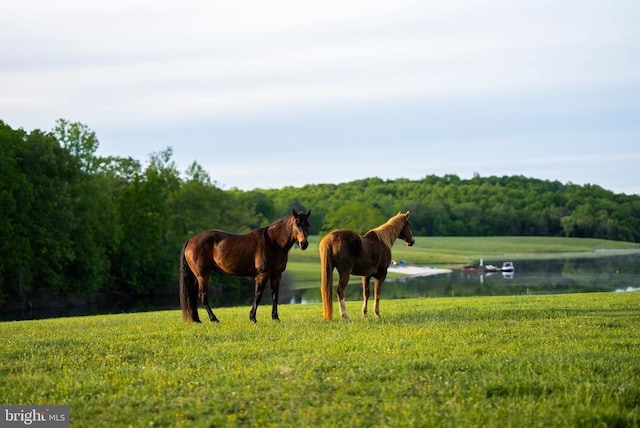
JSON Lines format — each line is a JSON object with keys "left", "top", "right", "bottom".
{"left": 1, "top": 120, "right": 639, "bottom": 309}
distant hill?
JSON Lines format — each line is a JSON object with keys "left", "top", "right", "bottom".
{"left": 255, "top": 175, "right": 640, "bottom": 242}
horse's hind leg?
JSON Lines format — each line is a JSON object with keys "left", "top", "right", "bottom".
{"left": 337, "top": 270, "right": 351, "bottom": 319}
{"left": 197, "top": 275, "right": 219, "bottom": 322}
{"left": 361, "top": 276, "right": 371, "bottom": 318}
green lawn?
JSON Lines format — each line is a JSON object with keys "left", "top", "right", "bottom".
{"left": 2, "top": 292, "right": 639, "bottom": 427}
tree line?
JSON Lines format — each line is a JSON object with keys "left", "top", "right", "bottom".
{"left": 1, "top": 120, "right": 639, "bottom": 309}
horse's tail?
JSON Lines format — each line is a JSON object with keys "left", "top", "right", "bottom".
{"left": 179, "top": 240, "right": 200, "bottom": 323}
{"left": 319, "top": 235, "right": 334, "bottom": 320}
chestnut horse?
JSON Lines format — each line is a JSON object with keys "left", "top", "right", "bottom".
{"left": 180, "top": 209, "right": 311, "bottom": 323}
{"left": 320, "top": 211, "right": 414, "bottom": 320}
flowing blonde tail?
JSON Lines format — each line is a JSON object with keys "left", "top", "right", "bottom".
{"left": 319, "top": 236, "right": 334, "bottom": 320}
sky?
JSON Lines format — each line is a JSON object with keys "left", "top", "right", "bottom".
{"left": 2, "top": 0, "right": 639, "bottom": 194}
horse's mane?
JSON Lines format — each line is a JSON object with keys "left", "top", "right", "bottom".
{"left": 267, "top": 214, "right": 292, "bottom": 230}
{"left": 367, "top": 213, "right": 407, "bottom": 249}
{"left": 263, "top": 213, "right": 295, "bottom": 243}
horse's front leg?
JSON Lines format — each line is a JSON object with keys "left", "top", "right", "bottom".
{"left": 249, "top": 274, "right": 269, "bottom": 323}
{"left": 373, "top": 275, "right": 386, "bottom": 319}
{"left": 361, "top": 276, "right": 371, "bottom": 318}
{"left": 337, "top": 270, "right": 351, "bottom": 319}
{"left": 270, "top": 274, "right": 282, "bottom": 321}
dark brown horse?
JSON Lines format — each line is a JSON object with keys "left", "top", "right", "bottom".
{"left": 320, "top": 211, "right": 414, "bottom": 320}
{"left": 180, "top": 209, "right": 311, "bottom": 323}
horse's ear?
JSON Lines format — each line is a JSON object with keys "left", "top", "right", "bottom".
{"left": 405, "top": 211, "right": 411, "bottom": 218}
{"left": 293, "top": 209, "right": 311, "bottom": 219}
{"left": 397, "top": 211, "right": 401, "bottom": 215}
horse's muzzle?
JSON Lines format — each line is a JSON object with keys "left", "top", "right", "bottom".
{"left": 407, "top": 239, "right": 415, "bottom": 247}
{"left": 299, "top": 240, "right": 309, "bottom": 250}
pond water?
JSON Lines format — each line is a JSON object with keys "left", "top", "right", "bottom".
{"left": 3, "top": 251, "right": 639, "bottom": 321}
{"left": 281, "top": 251, "right": 640, "bottom": 304}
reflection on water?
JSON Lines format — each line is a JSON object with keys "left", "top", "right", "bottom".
{"left": 4, "top": 252, "right": 639, "bottom": 320}
{"left": 282, "top": 252, "right": 640, "bottom": 304}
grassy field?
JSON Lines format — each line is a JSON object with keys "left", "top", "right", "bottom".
{"left": 2, "top": 292, "right": 639, "bottom": 427}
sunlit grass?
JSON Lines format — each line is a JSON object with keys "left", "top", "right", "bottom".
{"left": 2, "top": 292, "right": 639, "bottom": 427}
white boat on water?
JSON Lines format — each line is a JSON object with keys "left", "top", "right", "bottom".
{"left": 501, "top": 262, "right": 514, "bottom": 272}
{"left": 483, "top": 261, "right": 514, "bottom": 272}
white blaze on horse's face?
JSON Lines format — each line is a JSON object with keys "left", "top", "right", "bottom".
{"left": 292, "top": 209, "right": 311, "bottom": 250}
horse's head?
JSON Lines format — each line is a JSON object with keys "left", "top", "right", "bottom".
{"left": 292, "top": 209, "right": 311, "bottom": 250}
{"left": 398, "top": 211, "right": 415, "bottom": 246}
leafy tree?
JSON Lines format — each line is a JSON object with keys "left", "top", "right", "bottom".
{"left": 321, "top": 201, "right": 387, "bottom": 234}
{"left": 0, "top": 121, "right": 119, "bottom": 306}
{"left": 0, "top": 126, "right": 77, "bottom": 305}
{"left": 169, "top": 161, "right": 237, "bottom": 242}
{"left": 53, "top": 119, "right": 101, "bottom": 173}
{"left": 111, "top": 148, "right": 180, "bottom": 295}
{"left": 0, "top": 122, "right": 31, "bottom": 304}
{"left": 54, "top": 120, "right": 116, "bottom": 297}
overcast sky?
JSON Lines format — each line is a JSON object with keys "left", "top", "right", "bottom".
{"left": 2, "top": 0, "right": 639, "bottom": 194}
